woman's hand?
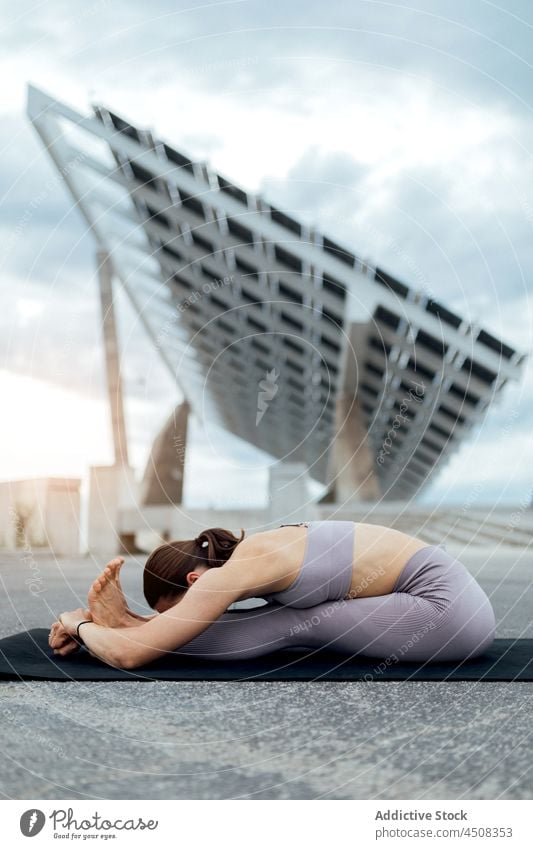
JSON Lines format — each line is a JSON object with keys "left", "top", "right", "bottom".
{"left": 49, "top": 620, "right": 80, "bottom": 656}
{"left": 48, "top": 608, "right": 93, "bottom": 655}
{"left": 58, "top": 607, "right": 92, "bottom": 638}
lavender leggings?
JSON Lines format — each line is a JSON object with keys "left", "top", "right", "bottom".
{"left": 176, "top": 545, "right": 496, "bottom": 662}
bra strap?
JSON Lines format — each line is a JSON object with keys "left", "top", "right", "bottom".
{"left": 279, "top": 522, "right": 310, "bottom": 528}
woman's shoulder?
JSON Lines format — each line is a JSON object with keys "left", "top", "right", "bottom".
{"left": 234, "top": 529, "right": 275, "bottom": 555}
{"left": 230, "top": 522, "right": 309, "bottom": 561}
{"left": 228, "top": 527, "right": 289, "bottom": 564}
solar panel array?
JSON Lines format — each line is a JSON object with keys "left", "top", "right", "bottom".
{"left": 27, "top": 86, "right": 526, "bottom": 499}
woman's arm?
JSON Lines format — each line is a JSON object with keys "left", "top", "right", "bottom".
{"left": 50, "top": 612, "right": 159, "bottom": 656}
{"left": 59, "top": 565, "right": 244, "bottom": 668}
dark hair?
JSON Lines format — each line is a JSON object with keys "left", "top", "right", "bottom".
{"left": 143, "top": 527, "right": 245, "bottom": 609}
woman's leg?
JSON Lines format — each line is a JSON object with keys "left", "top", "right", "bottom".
{"left": 174, "top": 603, "right": 305, "bottom": 659}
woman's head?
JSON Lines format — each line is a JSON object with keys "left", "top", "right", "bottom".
{"left": 143, "top": 526, "right": 245, "bottom": 611}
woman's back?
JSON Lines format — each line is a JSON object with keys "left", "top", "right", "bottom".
{"left": 240, "top": 520, "right": 431, "bottom": 603}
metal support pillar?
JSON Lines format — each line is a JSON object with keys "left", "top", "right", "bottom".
{"left": 96, "top": 248, "right": 129, "bottom": 467}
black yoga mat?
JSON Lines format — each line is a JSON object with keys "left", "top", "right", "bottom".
{"left": 0, "top": 629, "right": 531, "bottom": 681}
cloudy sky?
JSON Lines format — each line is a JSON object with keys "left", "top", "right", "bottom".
{"left": 0, "top": 0, "right": 532, "bottom": 508}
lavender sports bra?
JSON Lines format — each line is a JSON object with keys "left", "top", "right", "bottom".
{"left": 261, "top": 521, "right": 355, "bottom": 608}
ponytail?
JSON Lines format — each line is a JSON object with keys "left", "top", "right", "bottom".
{"left": 193, "top": 527, "right": 245, "bottom": 568}
{"left": 143, "top": 526, "right": 245, "bottom": 608}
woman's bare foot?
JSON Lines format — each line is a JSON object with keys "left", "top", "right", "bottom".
{"left": 88, "top": 557, "right": 142, "bottom": 628}
{"left": 103, "top": 557, "right": 149, "bottom": 623}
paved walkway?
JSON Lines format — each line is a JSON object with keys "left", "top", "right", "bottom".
{"left": 0, "top": 545, "right": 531, "bottom": 799}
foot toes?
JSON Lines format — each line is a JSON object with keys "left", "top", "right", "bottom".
{"left": 90, "top": 579, "right": 101, "bottom": 594}
{"left": 109, "top": 559, "right": 124, "bottom": 579}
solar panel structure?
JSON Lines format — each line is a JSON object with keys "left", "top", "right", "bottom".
{"left": 27, "top": 85, "right": 526, "bottom": 500}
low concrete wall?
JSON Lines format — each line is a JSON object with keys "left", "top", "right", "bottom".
{"left": 117, "top": 500, "right": 533, "bottom": 552}
{"left": 0, "top": 478, "right": 81, "bottom": 555}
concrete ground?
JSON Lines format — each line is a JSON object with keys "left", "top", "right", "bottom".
{"left": 0, "top": 544, "right": 532, "bottom": 799}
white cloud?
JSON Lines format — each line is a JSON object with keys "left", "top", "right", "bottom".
{"left": 0, "top": 369, "right": 113, "bottom": 480}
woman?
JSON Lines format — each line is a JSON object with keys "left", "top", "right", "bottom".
{"left": 49, "top": 521, "right": 496, "bottom": 668}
